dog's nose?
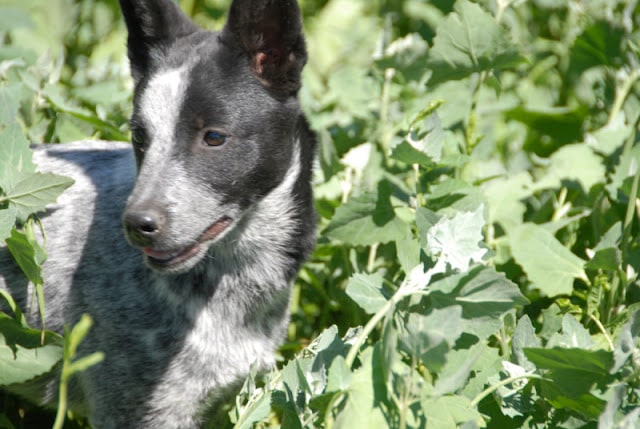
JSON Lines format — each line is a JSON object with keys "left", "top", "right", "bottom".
{"left": 123, "top": 208, "right": 166, "bottom": 247}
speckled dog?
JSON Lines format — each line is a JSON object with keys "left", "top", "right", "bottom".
{"left": 0, "top": 0, "right": 315, "bottom": 427}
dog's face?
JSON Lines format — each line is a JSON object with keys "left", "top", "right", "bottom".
{"left": 119, "top": 0, "right": 307, "bottom": 273}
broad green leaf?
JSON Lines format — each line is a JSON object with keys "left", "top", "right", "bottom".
{"left": 5, "top": 228, "right": 44, "bottom": 286}
{"left": 538, "top": 380, "right": 606, "bottom": 420}
{"left": 509, "top": 223, "right": 587, "bottom": 297}
{"left": 462, "top": 344, "right": 502, "bottom": 400}
{"left": 0, "top": 314, "right": 63, "bottom": 385}
{"left": 534, "top": 144, "right": 606, "bottom": 193}
{"left": 525, "top": 347, "right": 613, "bottom": 418}
{"left": 425, "top": 0, "right": 524, "bottom": 86}
{"left": 612, "top": 310, "right": 640, "bottom": 373}
{"left": 539, "top": 304, "right": 564, "bottom": 341}
{"left": 399, "top": 306, "right": 463, "bottom": 373}
{"left": 5, "top": 172, "right": 74, "bottom": 220}
{"left": 586, "top": 113, "right": 632, "bottom": 156}
{"left": 0, "top": 205, "right": 17, "bottom": 243}
{"left": 390, "top": 112, "right": 444, "bottom": 166}
{"left": 326, "top": 355, "right": 351, "bottom": 393}
{"left": 0, "top": 7, "right": 33, "bottom": 31}
{"left": 375, "top": 33, "right": 430, "bottom": 82}
{"left": 323, "top": 182, "right": 410, "bottom": 246}
{"left": 0, "top": 83, "right": 24, "bottom": 124}
{"left": 333, "top": 347, "right": 388, "bottom": 428}
{"left": 607, "top": 140, "right": 640, "bottom": 201}
{"left": 483, "top": 172, "right": 532, "bottom": 233}
{"left": 425, "top": 204, "right": 487, "bottom": 273}
{"left": 547, "top": 314, "right": 593, "bottom": 349}
{"left": 422, "top": 395, "right": 485, "bottom": 429}
{"left": 432, "top": 343, "right": 483, "bottom": 396}
{"left": 524, "top": 347, "right": 613, "bottom": 378}
{"left": 0, "top": 123, "right": 35, "bottom": 191}
{"left": 395, "top": 233, "right": 421, "bottom": 275}
{"left": 233, "top": 390, "right": 273, "bottom": 429}
{"left": 505, "top": 106, "right": 585, "bottom": 155}
{"left": 598, "top": 384, "right": 640, "bottom": 429}
{"left": 511, "top": 315, "right": 540, "bottom": 372}
{"left": 569, "top": 21, "right": 624, "bottom": 75}
{"left": 281, "top": 357, "right": 314, "bottom": 398}
{"left": 345, "top": 273, "right": 388, "bottom": 314}
{"left": 429, "top": 267, "right": 528, "bottom": 340}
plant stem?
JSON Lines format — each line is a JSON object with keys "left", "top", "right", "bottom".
{"left": 609, "top": 68, "right": 640, "bottom": 124}
{"left": 345, "top": 297, "right": 394, "bottom": 367}
{"left": 588, "top": 313, "right": 615, "bottom": 351}
{"left": 345, "top": 272, "right": 431, "bottom": 367}
{"left": 367, "top": 243, "right": 379, "bottom": 272}
{"left": 470, "top": 373, "right": 545, "bottom": 407}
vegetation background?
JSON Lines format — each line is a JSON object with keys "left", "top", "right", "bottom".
{"left": 0, "top": 0, "right": 639, "bottom": 428}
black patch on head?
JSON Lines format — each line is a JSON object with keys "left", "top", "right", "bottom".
{"left": 119, "top": 0, "right": 199, "bottom": 83}
{"left": 221, "top": 0, "right": 307, "bottom": 95}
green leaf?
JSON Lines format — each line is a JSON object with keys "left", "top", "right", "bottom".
{"left": 547, "top": 314, "right": 593, "bottom": 349}
{"left": 390, "top": 112, "right": 444, "bottom": 166}
{"left": 505, "top": 106, "right": 586, "bottom": 155}
{"left": 0, "top": 83, "right": 24, "bottom": 124}
{"left": 0, "top": 7, "right": 33, "bottom": 31}
{"left": 586, "top": 113, "right": 632, "bottom": 156}
{"left": 233, "top": 390, "right": 273, "bottom": 429}
{"left": 326, "top": 355, "right": 351, "bottom": 393}
{"left": 422, "top": 395, "right": 485, "bottom": 429}
{"left": 0, "top": 123, "right": 35, "bottom": 191}
{"left": 0, "top": 314, "right": 63, "bottom": 385}
{"left": 569, "top": 21, "right": 624, "bottom": 75}
{"left": 586, "top": 222, "right": 622, "bottom": 271}
{"left": 399, "top": 306, "right": 463, "bottom": 372}
{"left": 6, "top": 172, "right": 74, "bottom": 220}
{"left": 533, "top": 144, "right": 606, "bottom": 193}
{"left": 425, "top": 204, "right": 487, "bottom": 272}
{"left": 0, "top": 205, "right": 17, "bottom": 243}
{"left": 483, "top": 172, "right": 533, "bottom": 233}
{"left": 612, "top": 310, "right": 640, "bottom": 373}
{"left": 323, "top": 181, "right": 410, "bottom": 246}
{"left": 525, "top": 347, "right": 613, "bottom": 418}
{"left": 333, "top": 347, "right": 388, "bottom": 428}
{"left": 345, "top": 273, "right": 388, "bottom": 314}
{"left": 425, "top": 0, "right": 525, "bottom": 86}
{"left": 509, "top": 223, "right": 587, "bottom": 297}
{"left": 524, "top": 347, "right": 613, "bottom": 378}
{"left": 432, "top": 343, "right": 483, "bottom": 396}
{"left": 511, "top": 315, "right": 540, "bottom": 372}
{"left": 5, "top": 228, "right": 44, "bottom": 286}
{"left": 429, "top": 266, "right": 529, "bottom": 340}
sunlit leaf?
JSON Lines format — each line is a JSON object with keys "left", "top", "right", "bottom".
{"left": 509, "top": 223, "right": 587, "bottom": 297}
{"left": 426, "top": 0, "right": 525, "bottom": 86}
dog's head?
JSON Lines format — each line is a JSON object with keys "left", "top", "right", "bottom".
{"left": 119, "top": 0, "right": 308, "bottom": 274}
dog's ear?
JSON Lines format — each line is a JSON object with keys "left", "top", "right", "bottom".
{"left": 119, "top": 0, "right": 198, "bottom": 83}
{"left": 222, "top": 0, "right": 307, "bottom": 93}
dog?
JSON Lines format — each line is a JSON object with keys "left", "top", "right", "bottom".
{"left": 0, "top": 0, "right": 315, "bottom": 427}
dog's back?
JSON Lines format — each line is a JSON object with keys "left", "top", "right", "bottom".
{"left": 0, "top": 1, "right": 316, "bottom": 427}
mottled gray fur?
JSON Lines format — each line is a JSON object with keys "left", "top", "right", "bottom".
{"left": 0, "top": 0, "right": 315, "bottom": 427}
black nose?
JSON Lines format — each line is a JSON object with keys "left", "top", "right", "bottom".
{"left": 123, "top": 207, "right": 166, "bottom": 247}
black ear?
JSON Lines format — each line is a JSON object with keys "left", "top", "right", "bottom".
{"left": 119, "top": 0, "right": 199, "bottom": 82}
{"left": 222, "top": 0, "right": 307, "bottom": 93}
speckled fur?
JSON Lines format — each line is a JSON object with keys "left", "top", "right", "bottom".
{"left": 0, "top": 0, "right": 315, "bottom": 427}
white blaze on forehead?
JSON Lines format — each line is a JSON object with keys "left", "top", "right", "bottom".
{"left": 140, "top": 65, "right": 192, "bottom": 152}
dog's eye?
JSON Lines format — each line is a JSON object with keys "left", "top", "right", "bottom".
{"left": 131, "top": 128, "right": 146, "bottom": 152}
{"left": 203, "top": 130, "right": 228, "bottom": 147}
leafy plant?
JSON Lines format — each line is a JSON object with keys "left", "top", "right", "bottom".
{"left": 1, "top": 0, "right": 640, "bottom": 428}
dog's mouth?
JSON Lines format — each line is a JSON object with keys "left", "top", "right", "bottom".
{"left": 142, "top": 216, "right": 233, "bottom": 269}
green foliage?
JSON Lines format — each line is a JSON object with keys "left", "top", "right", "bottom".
{"left": 1, "top": 0, "right": 640, "bottom": 428}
